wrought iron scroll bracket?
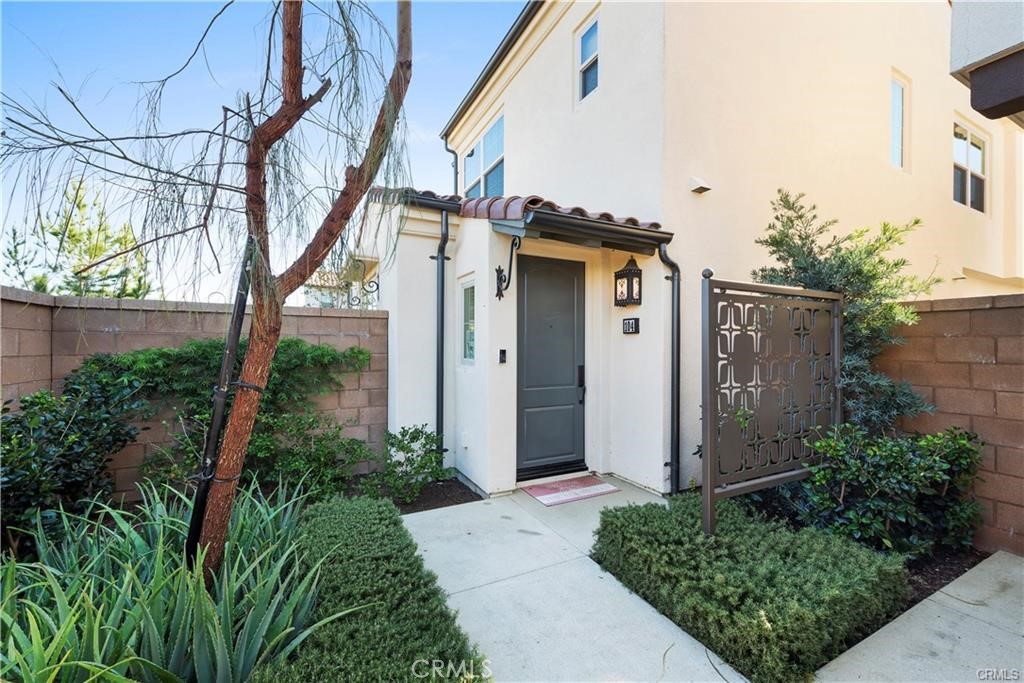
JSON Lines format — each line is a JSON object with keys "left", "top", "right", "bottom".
{"left": 344, "top": 259, "right": 381, "bottom": 308}
{"left": 495, "top": 236, "right": 522, "bottom": 300}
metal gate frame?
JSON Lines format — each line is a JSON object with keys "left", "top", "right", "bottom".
{"left": 701, "top": 269, "right": 843, "bottom": 534}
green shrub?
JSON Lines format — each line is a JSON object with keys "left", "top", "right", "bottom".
{"left": 753, "top": 190, "right": 938, "bottom": 433}
{"left": 798, "top": 425, "right": 982, "bottom": 557}
{"left": 1, "top": 481, "right": 348, "bottom": 683}
{"left": 248, "top": 412, "right": 374, "bottom": 493}
{"left": 0, "top": 370, "right": 145, "bottom": 557}
{"left": 251, "top": 496, "right": 485, "bottom": 682}
{"left": 360, "top": 425, "right": 453, "bottom": 503}
{"left": 592, "top": 495, "right": 908, "bottom": 683}
{"left": 79, "top": 336, "right": 371, "bottom": 490}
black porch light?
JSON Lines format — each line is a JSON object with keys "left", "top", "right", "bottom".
{"left": 614, "top": 257, "right": 642, "bottom": 306}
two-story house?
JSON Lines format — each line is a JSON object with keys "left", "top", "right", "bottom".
{"left": 370, "top": 1, "right": 1024, "bottom": 497}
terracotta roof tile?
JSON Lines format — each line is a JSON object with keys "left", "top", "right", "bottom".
{"left": 371, "top": 188, "right": 661, "bottom": 230}
{"left": 460, "top": 194, "right": 661, "bottom": 230}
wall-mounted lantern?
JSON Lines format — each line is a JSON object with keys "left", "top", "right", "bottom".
{"left": 614, "top": 257, "right": 642, "bottom": 306}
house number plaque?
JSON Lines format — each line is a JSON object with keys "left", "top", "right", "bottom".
{"left": 622, "top": 318, "right": 640, "bottom": 334}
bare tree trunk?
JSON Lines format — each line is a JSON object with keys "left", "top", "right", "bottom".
{"left": 198, "top": 0, "right": 412, "bottom": 578}
{"left": 197, "top": 309, "right": 281, "bottom": 573}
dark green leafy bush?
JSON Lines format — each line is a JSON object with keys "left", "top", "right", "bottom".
{"left": 78, "top": 336, "right": 371, "bottom": 490}
{"left": 251, "top": 496, "right": 485, "bottom": 682}
{"left": 592, "top": 495, "right": 908, "bottom": 683}
{"left": 0, "top": 370, "right": 145, "bottom": 557}
{"left": 360, "top": 425, "right": 453, "bottom": 503}
{"left": 799, "top": 425, "right": 982, "bottom": 557}
{"left": 753, "top": 190, "right": 938, "bottom": 433}
{"left": 247, "top": 412, "right": 374, "bottom": 492}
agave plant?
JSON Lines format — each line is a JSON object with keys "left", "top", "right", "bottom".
{"left": 1, "top": 481, "right": 359, "bottom": 683}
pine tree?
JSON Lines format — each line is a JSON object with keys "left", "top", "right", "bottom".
{"left": 5, "top": 180, "right": 150, "bottom": 298}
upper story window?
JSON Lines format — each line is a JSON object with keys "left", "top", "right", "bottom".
{"left": 463, "top": 116, "right": 504, "bottom": 198}
{"left": 890, "top": 76, "right": 907, "bottom": 169}
{"left": 579, "top": 19, "right": 599, "bottom": 100}
{"left": 953, "top": 122, "right": 986, "bottom": 212}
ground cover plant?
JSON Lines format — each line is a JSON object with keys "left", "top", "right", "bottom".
{"left": 0, "top": 370, "right": 145, "bottom": 557}
{"left": 251, "top": 496, "right": 485, "bottom": 682}
{"left": 1, "top": 481, "right": 348, "bottom": 683}
{"left": 77, "top": 337, "right": 370, "bottom": 493}
{"left": 592, "top": 494, "right": 908, "bottom": 683}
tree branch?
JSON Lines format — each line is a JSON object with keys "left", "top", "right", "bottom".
{"left": 276, "top": 0, "right": 411, "bottom": 296}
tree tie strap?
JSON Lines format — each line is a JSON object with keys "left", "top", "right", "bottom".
{"left": 231, "top": 380, "right": 265, "bottom": 394}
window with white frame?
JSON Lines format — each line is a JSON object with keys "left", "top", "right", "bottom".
{"left": 890, "top": 76, "right": 907, "bottom": 169}
{"left": 953, "top": 122, "right": 986, "bottom": 212}
{"left": 578, "top": 18, "right": 598, "bottom": 100}
{"left": 463, "top": 117, "right": 504, "bottom": 198}
{"left": 462, "top": 283, "right": 475, "bottom": 362}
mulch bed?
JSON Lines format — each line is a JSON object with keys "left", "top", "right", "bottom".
{"left": 396, "top": 478, "right": 482, "bottom": 514}
{"left": 905, "top": 545, "right": 989, "bottom": 605}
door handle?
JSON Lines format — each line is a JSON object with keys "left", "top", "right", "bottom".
{"left": 577, "top": 365, "right": 586, "bottom": 404}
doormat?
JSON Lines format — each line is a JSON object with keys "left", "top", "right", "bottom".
{"left": 521, "top": 475, "right": 619, "bottom": 507}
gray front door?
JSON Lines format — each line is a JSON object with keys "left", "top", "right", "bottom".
{"left": 517, "top": 255, "right": 586, "bottom": 480}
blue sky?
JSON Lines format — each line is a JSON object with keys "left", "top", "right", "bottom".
{"left": 1, "top": 0, "right": 523, "bottom": 299}
{"left": 2, "top": 0, "right": 522, "bottom": 194}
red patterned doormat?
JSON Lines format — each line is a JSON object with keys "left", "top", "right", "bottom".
{"left": 521, "top": 475, "right": 619, "bottom": 506}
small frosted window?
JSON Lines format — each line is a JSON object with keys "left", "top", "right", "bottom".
{"left": 890, "top": 80, "right": 904, "bottom": 168}
{"left": 463, "top": 285, "right": 475, "bottom": 361}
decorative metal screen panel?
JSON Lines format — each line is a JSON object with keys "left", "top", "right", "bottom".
{"left": 701, "top": 270, "right": 842, "bottom": 533}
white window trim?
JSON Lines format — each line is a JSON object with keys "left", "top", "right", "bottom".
{"left": 460, "top": 279, "right": 476, "bottom": 364}
{"left": 577, "top": 15, "right": 599, "bottom": 102}
{"left": 462, "top": 115, "right": 504, "bottom": 197}
{"left": 953, "top": 118, "right": 989, "bottom": 214}
{"left": 890, "top": 71, "right": 910, "bottom": 171}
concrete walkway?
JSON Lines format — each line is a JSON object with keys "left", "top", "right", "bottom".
{"left": 403, "top": 476, "right": 744, "bottom": 683}
{"left": 818, "top": 551, "right": 1024, "bottom": 682}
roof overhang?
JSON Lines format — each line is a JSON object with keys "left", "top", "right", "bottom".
{"left": 965, "top": 50, "right": 1024, "bottom": 126}
{"left": 491, "top": 210, "right": 673, "bottom": 256}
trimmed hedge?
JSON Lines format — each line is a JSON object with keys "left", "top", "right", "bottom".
{"left": 251, "top": 497, "right": 484, "bottom": 682}
{"left": 592, "top": 495, "right": 909, "bottom": 683}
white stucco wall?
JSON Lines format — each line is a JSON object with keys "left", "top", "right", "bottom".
{"left": 447, "top": 1, "right": 666, "bottom": 221}
{"left": 375, "top": 210, "right": 453, "bottom": 435}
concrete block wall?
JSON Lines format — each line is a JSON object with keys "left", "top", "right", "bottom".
{"left": 0, "top": 286, "right": 387, "bottom": 500}
{"left": 875, "top": 294, "right": 1023, "bottom": 555}
{"left": 1, "top": 289, "right": 53, "bottom": 400}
